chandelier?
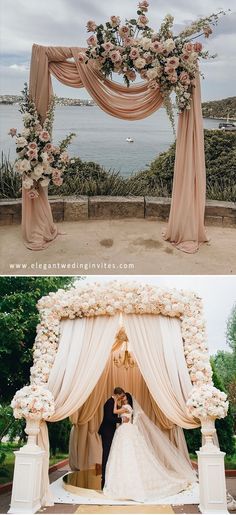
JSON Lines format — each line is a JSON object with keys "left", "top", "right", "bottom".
{"left": 113, "top": 341, "right": 136, "bottom": 370}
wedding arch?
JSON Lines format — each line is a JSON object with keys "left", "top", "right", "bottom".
{"left": 9, "top": 281, "right": 229, "bottom": 514}
{"left": 13, "top": 3, "right": 228, "bottom": 253}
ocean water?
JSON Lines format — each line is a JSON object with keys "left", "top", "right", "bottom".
{"left": 0, "top": 104, "right": 222, "bottom": 177}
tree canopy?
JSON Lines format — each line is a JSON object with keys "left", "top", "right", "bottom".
{"left": 0, "top": 277, "right": 75, "bottom": 402}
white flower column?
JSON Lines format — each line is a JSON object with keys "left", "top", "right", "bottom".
{"left": 8, "top": 419, "right": 45, "bottom": 514}
{"left": 197, "top": 417, "right": 228, "bottom": 514}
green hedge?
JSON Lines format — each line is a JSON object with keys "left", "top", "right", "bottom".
{"left": 1, "top": 130, "right": 236, "bottom": 201}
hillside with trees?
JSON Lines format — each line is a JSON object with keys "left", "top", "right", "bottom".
{"left": 202, "top": 97, "right": 236, "bottom": 120}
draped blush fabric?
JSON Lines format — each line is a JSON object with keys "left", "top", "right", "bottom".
{"left": 123, "top": 314, "right": 200, "bottom": 429}
{"left": 38, "top": 315, "right": 120, "bottom": 506}
{"left": 22, "top": 185, "right": 58, "bottom": 250}
{"left": 68, "top": 349, "right": 185, "bottom": 472}
{"left": 163, "top": 73, "right": 208, "bottom": 253}
{"left": 25, "top": 43, "right": 207, "bottom": 252}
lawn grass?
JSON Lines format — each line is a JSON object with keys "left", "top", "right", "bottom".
{"left": 0, "top": 444, "right": 68, "bottom": 485}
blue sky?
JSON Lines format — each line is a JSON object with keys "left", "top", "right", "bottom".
{"left": 0, "top": 0, "right": 235, "bottom": 100}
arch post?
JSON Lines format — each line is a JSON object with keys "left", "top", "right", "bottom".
{"left": 8, "top": 419, "right": 45, "bottom": 514}
{"left": 197, "top": 417, "right": 228, "bottom": 514}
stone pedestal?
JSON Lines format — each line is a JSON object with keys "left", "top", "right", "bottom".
{"left": 8, "top": 419, "right": 45, "bottom": 514}
{"left": 197, "top": 418, "right": 228, "bottom": 514}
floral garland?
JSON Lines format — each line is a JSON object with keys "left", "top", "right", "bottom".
{"left": 10, "top": 281, "right": 228, "bottom": 423}
{"left": 81, "top": 2, "right": 227, "bottom": 128}
{"left": 8, "top": 84, "right": 75, "bottom": 199}
{"left": 30, "top": 281, "right": 212, "bottom": 387}
{"left": 187, "top": 385, "right": 228, "bottom": 420}
{"left": 11, "top": 384, "right": 55, "bottom": 421}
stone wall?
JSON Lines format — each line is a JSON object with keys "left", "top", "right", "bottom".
{"left": 0, "top": 196, "right": 235, "bottom": 227}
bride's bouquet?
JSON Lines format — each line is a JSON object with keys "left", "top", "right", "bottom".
{"left": 8, "top": 83, "right": 75, "bottom": 199}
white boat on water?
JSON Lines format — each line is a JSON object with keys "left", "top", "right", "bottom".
{"left": 126, "top": 137, "right": 134, "bottom": 142}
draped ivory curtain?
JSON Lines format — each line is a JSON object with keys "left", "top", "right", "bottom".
{"left": 36, "top": 312, "right": 200, "bottom": 506}
{"left": 68, "top": 349, "right": 188, "bottom": 472}
{"left": 38, "top": 314, "right": 120, "bottom": 505}
{"left": 25, "top": 43, "right": 207, "bottom": 252}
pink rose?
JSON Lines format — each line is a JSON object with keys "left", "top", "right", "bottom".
{"left": 184, "top": 42, "right": 193, "bottom": 54}
{"left": 164, "top": 65, "right": 175, "bottom": 74}
{"left": 179, "top": 71, "right": 190, "bottom": 85}
{"left": 48, "top": 155, "right": 54, "bottom": 163}
{"left": 137, "top": 15, "right": 149, "bottom": 27}
{"left": 194, "top": 42, "right": 203, "bottom": 53}
{"left": 87, "top": 35, "right": 97, "bottom": 47}
{"left": 102, "top": 42, "right": 114, "bottom": 52}
{"left": 168, "top": 73, "right": 178, "bottom": 84}
{"left": 27, "top": 189, "right": 39, "bottom": 200}
{"left": 27, "top": 149, "right": 38, "bottom": 160}
{"left": 53, "top": 177, "right": 63, "bottom": 186}
{"left": 119, "top": 25, "right": 130, "bottom": 38}
{"left": 28, "top": 142, "right": 37, "bottom": 150}
{"left": 123, "top": 36, "right": 134, "bottom": 46}
{"left": 130, "top": 47, "right": 140, "bottom": 60}
{"left": 110, "top": 16, "right": 121, "bottom": 27}
{"left": 44, "top": 143, "right": 53, "bottom": 152}
{"left": 126, "top": 70, "right": 136, "bottom": 81}
{"left": 143, "top": 52, "right": 152, "bottom": 64}
{"left": 150, "top": 41, "right": 164, "bottom": 53}
{"left": 77, "top": 52, "right": 86, "bottom": 62}
{"left": 52, "top": 169, "right": 62, "bottom": 179}
{"left": 181, "top": 53, "right": 190, "bottom": 62}
{"left": 110, "top": 50, "right": 122, "bottom": 63}
{"left": 138, "top": 0, "right": 149, "bottom": 11}
{"left": 166, "top": 56, "right": 179, "bottom": 68}
{"left": 8, "top": 128, "right": 17, "bottom": 137}
{"left": 86, "top": 20, "right": 97, "bottom": 32}
{"left": 39, "top": 131, "right": 50, "bottom": 142}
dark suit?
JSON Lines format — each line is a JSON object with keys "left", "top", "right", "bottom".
{"left": 98, "top": 397, "right": 119, "bottom": 489}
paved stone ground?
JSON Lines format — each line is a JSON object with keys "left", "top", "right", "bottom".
{"left": 1, "top": 466, "right": 235, "bottom": 515}
{"left": 0, "top": 220, "right": 236, "bottom": 275}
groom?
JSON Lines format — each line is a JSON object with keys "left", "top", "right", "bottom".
{"left": 98, "top": 387, "right": 125, "bottom": 489}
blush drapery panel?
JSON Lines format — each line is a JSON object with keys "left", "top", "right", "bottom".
{"left": 124, "top": 314, "right": 200, "bottom": 429}
{"left": 26, "top": 43, "right": 207, "bottom": 252}
{"left": 38, "top": 315, "right": 120, "bottom": 506}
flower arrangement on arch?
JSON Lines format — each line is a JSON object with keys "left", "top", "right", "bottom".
{"left": 186, "top": 384, "right": 228, "bottom": 420}
{"left": 82, "top": 2, "right": 227, "bottom": 128}
{"left": 11, "top": 384, "right": 55, "bottom": 420}
{"left": 8, "top": 83, "right": 75, "bottom": 199}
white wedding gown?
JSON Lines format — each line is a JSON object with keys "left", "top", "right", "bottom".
{"left": 103, "top": 402, "right": 196, "bottom": 503}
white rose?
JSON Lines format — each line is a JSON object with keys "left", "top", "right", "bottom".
{"left": 139, "top": 37, "right": 151, "bottom": 51}
{"left": 32, "top": 164, "right": 44, "bottom": 179}
{"left": 23, "top": 177, "right": 34, "bottom": 189}
{"left": 16, "top": 136, "right": 28, "bottom": 147}
{"left": 146, "top": 67, "right": 159, "bottom": 80}
{"left": 134, "top": 57, "right": 146, "bottom": 69}
{"left": 164, "top": 38, "right": 175, "bottom": 53}
{"left": 40, "top": 178, "right": 50, "bottom": 187}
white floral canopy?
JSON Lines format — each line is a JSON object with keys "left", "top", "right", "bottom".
{"left": 11, "top": 281, "right": 228, "bottom": 508}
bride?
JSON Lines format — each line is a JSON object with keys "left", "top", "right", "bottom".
{"left": 103, "top": 392, "right": 197, "bottom": 503}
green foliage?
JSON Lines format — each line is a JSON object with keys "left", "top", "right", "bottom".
{"left": 0, "top": 152, "right": 21, "bottom": 198}
{"left": 184, "top": 361, "right": 235, "bottom": 457}
{"left": 226, "top": 303, "right": 236, "bottom": 352}
{"left": 202, "top": 96, "right": 236, "bottom": 120}
{"left": 48, "top": 418, "right": 71, "bottom": 456}
{"left": 0, "top": 277, "right": 75, "bottom": 402}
